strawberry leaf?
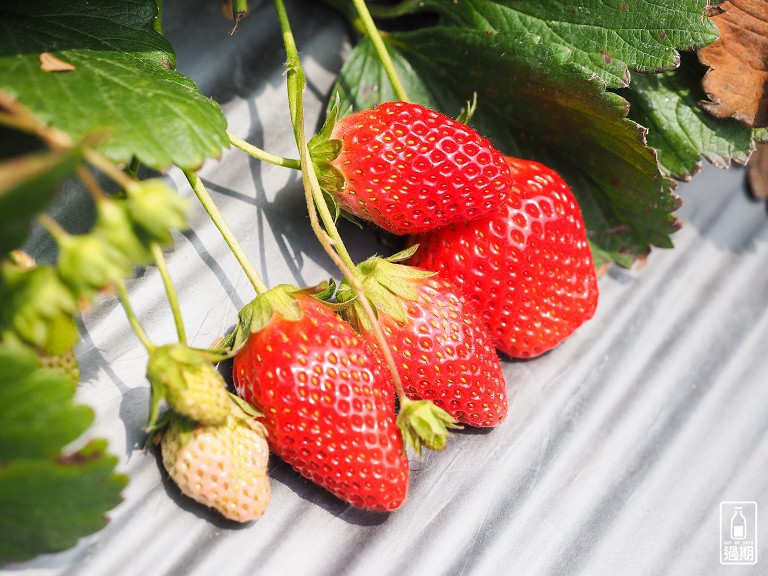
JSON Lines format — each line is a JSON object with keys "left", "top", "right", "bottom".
{"left": 333, "top": 35, "right": 674, "bottom": 264}
{"left": 330, "top": 1, "right": 723, "bottom": 264}
{"left": 0, "top": 0, "right": 228, "bottom": 170}
{"left": 0, "top": 344, "right": 92, "bottom": 460}
{"left": 0, "top": 441, "right": 126, "bottom": 564}
{"left": 0, "top": 344, "right": 126, "bottom": 563}
{"left": 415, "top": 0, "right": 718, "bottom": 89}
{"left": 623, "top": 56, "right": 756, "bottom": 180}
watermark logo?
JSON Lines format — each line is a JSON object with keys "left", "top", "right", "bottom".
{"left": 720, "top": 501, "right": 758, "bottom": 565}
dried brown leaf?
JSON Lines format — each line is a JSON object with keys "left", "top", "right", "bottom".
{"left": 699, "top": 0, "right": 768, "bottom": 128}
{"left": 39, "top": 52, "right": 75, "bottom": 72}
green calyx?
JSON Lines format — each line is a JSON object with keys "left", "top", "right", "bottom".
{"left": 397, "top": 399, "right": 462, "bottom": 458}
{"left": 125, "top": 179, "right": 190, "bottom": 247}
{"left": 225, "top": 281, "right": 342, "bottom": 352}
{"left": 0, "top": 262, "right": 79, "bottom": 355}
{"left": 229, "top": 284, "right": 303, "bottom": 352}
{"left": 94, "top": 197, "right": 153, "bottom": 265}
{"left": 307, "top": 95, "right": 346, "bottom": 196}
{"left": 57, "top": 233, "right": 134, "bottom": 301}
{"left": 337, "top": 246, "right": 434, "bottom": 332}
{"left": 145, "top": 343, "right": 232, "bottom": 430}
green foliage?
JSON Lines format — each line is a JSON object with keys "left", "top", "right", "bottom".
{"left": 418, "top": 0, "right": 718, "bottom": 88}
{"left": 0, "top": 0, "right": 228, "bottom": 170}
{"left": 329, "top": 0, "right": 752, "bottom": 265}
{"left": 0, "top": 344, "right": 127, "bottom": 563}
{"left": 624, "top": 56, "right": 755, "bottom": 180}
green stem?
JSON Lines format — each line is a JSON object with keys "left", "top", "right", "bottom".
{"left": 151, "top": 243, "right": 187, "bottom": 345}
{"left": 125, "top": 156, "right": 141, "bottom": 179}
{"left": 351, "top": 0, "right": 409, "bottom": 102}
{"left": 273, "top": 0, "right": 357, "bottom": 273}
{"left": 85, "top": 148, "right": 137, "bottom": 191}
{"left": 76, "top": 165, "right": 107, "bottom": 201}
{"left": 228, "top": 131, "right": 301, "bottom": 170}
{"left": 274, "top": 0, "right": 410, "bottom": 404}
{"left": 37, "top": 213, "right": 69, "bottom": 243}
{"left": 153, "top": 0, "right": 163, "bottom": 35}
{"left": 182, "top": 168, "right": 269, "bottom": 295}
{"left": 0, "top": 102, "right": 73, "bottom": 151}
{"left": 116, "top": 280, "right": 156, "bottom": 353}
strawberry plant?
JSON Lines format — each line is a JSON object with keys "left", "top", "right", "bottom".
{"left": 0, "top": 0, "right": 765, "bottom": 565}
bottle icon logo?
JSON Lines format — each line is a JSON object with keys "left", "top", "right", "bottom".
{"left": 720, "top": 501, "right": 757, "bottom": 565}
{"left": 731, "top": 507, "right": 747, "bottom": 540}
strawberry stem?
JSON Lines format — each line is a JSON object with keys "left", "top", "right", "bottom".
{"left": 274, "top": 0, "right": 416, "bottom": 412}
{"left": 0, "top": 93, "right": 73, "bottom": 151}
{"left": 85, "top": 148, "right": 138, "bottom": 192}
{"left": 75, "top": 165, "right": 107, "bottom": 200}
{"left": 351, "top": 0, "right": 410, "bottom": 102}
{"left": 116, "top": 279, "right": 156, "bottom": 353}
{"left": 227, "top": 131, "right": 301, "bottom": 170}
{"left": 153, "top": 0, "right": 163, "bottom": 35}
{"left": 231, "top": 0, "right": 248, "bottom": 34}
{"left": 151, "top": 243, "right": 187, "bottom": 346}
{"left": 182, "top": 168, "right": 269, "bottom": 295}
{"left": 125, "top": 156, "right": 141, "bottom": 179}
{"left": 37, "top": 213, "right": 69, "bottom": 243}
{"left": 274, "top": 0, "right": 357, "bottom": 273}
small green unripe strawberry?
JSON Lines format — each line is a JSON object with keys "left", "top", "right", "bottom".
{"left": 125, "top": 179, "right": 189, "bottom": 246}
{"left": 146, "top": 344, "right": 231, "bottom": 427}
{"left": 56, "top": 233, "right": 133, "bottom": 300}
{"left": 37, "top": 348, "right": 80, "bottom": 386}
{"left": 0, "top": 263, "right": 79, "bottom": 355}
{"left": 93, "top": 197, "right": 152, "bottom": 265}
{"left": 161, "top": 414, "right": 271, "bottom": 523}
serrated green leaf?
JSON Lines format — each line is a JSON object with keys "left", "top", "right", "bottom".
{"left": 333, "top": 33, "right": 677, "bottom": 263}
{"left": 0, "top": 147, "right": 81, "bottom": 254}
{"left": 0, "top": 0, "right": 228, "bottom": 170}
{"left": 404, "top": 0, "right": 718, "bottom": 89}
{"left": 0, "top": 440, "right": 127, "bottom": 564}
{"left": 623, "top": 55, "right": 754, "bottom": 180}
{"left": 0, "top": 344, "right": 126, "bottom": 563}
{"left": 0, "top": 344, "right": 92, "bottom": 460}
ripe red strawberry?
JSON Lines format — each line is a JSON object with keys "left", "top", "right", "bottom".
{"left": 232, "top": 289, "right": 409, "bottom": 511}
{"left": 337, "top": 252, "right": 507, "bottom": 427}
{"left": 409, "top": 156, "right": 598, "bottom": 358}
{"left": 161, "top": 411, "right": 271, "bottom": 523}
{"left": 310, "top": 101, "right": 511, "bottom": 235}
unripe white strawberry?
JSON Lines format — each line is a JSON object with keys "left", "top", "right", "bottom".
{"left": 147, "top": 344, "right": 231, "bottom": 427}
{"left": 161, "top": 414, "right": 271, "bottom": 523}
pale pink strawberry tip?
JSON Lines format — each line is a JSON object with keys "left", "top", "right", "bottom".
{"left": 161, "top": 418, "right": 272, "bottom": 523}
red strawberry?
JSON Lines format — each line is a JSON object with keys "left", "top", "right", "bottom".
{"left": 337, "top": 251, "right": 508, "bottom": 427}
{"left": 310, "top": 101, "right": 511, "bottom": 235}
{"left": 161, "top": 410, "right": 271, "bottom": 523}
{"left": 409, "top": 156, "right": 598, "bottom": 358}
{"left": 232, "top": 288, "right": 409, "bottom": 511}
